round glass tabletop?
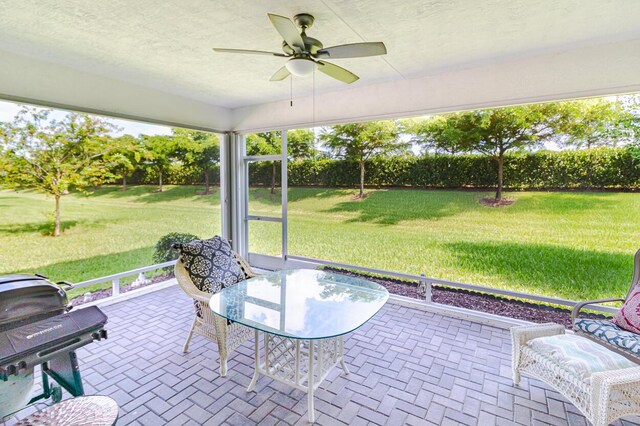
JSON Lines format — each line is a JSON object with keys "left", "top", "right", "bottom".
{"left": 209, "top": 269, "right": 389, "bottom": 340}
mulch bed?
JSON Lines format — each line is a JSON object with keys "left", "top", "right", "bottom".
{"left": 71, "top": 265, "right": 607, "bottom": 329}
{"left": 479, "top": 197, "right": 515, "bottom": 207}
{"left": 70, "top": 273, "right": 173, "bottom": 307}
{"left": 351, "top": 193, "right": 369, "bottom": 200}
{"left": 324, "top": 266, "right": 608, "bottom": 328}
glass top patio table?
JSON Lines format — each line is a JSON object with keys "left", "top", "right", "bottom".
{"left": 209, "top": 269, "right": 389, "bottom": 340}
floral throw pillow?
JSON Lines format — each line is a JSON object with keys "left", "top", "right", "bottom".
{"left": 612, "top": 289, "right": 640, "bottom": 334}
{"left": 174, "top": 236, "right": 245, "bottom": 294}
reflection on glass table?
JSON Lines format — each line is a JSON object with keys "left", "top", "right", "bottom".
{"left": 209, "top": 269, "right": 389, "bottom": 422}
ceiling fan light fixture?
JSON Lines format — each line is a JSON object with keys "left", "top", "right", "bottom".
{"left": 214, "top": 13, "right": 387, "bottom": 84}
{"left": 285, "top": 58, "right": 316, "bottom": 76}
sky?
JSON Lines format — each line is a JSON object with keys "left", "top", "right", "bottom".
{"left": 1, "top": 96, "right": 632, "bottom": 152}
{"left": 0, "top": 99, "right": 172, "bottom": 137}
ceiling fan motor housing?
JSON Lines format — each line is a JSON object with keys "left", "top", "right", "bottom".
{"left": 293, "top": 13, "right": 315, "bottom": 29}
{"left": 281, "top": 13, "right": 323, "bottom": 56}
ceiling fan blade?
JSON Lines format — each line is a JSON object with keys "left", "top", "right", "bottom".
{"left": 317, "top": 60, "right": 359, "bottom": 84}
{"left": 270, "top": 66, "right": 291, "bottom": 81}
{"left": 315, "top": 42, "right": 387, "bottom": 59}
{"left": 213, "top": 48, "right": 288, "bottom": 57}
{"left": 268, "top": 14, "right": 305, "bottom": 52}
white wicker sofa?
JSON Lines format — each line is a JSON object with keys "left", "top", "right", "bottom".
{"left": 512, "top": 323, "right": 640, "bottom": 426}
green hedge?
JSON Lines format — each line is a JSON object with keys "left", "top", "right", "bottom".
{"left": 121, "top": 147, "right": 640, "bottom": 189}
{"left": 253, "top": 147, "right": 640, "bottom": 189}
{"left": 126, "top": 164, "right": 221, "bottom": 186}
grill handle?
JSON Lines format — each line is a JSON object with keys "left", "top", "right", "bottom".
{"left": 12, "top": 334, "right": 97, "bottom": 375}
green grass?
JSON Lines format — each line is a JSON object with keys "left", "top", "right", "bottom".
{"left": 0, "top": 186, "right": 221, "bottom": 297}
{"left": 1, "top": 186, "right": 639, "bottom": 301}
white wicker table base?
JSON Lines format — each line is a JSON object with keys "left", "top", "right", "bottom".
{"left": 246, "top": 330, "right": 349, "bottom": 423}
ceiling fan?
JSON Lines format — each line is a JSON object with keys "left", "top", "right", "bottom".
{"left": 213, "top": 13, "right": 387, "bottom": 84}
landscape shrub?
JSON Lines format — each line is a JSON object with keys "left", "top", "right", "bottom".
{"left": 153, "top": 232, "right": 200, "bottom": 267}
{"left": 126, "top": 165, "right": 221, "bottom": 186}
{"left": 123, "top": 147, "right": 640, "bottom": 190}
{"left": 287, "top": 147, "right": 640, "bottom": 190}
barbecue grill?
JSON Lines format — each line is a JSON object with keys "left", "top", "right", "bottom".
{"left": 0, "top": 274, "right": 108, "bottom": 418}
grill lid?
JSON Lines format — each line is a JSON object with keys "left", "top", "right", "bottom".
{"left": 0, "top": 275, "right": 68, "bottom": 331}
{"left": 0, "top": 274, "right": 50, "bottom": 285}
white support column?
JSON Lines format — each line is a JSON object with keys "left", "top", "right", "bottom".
{"left": 281, "top": 130, "right": 288, "bottom": 260}
{"left": 230, "top": 132, "right": 248, "bottom": 257}
{"left": 219, "top": 132, "right": 232, "bottom": 242}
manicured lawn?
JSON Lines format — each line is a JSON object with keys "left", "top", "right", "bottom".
{"left": 1, "top": 186, "right": 639, "bottom": 301}
{"left": 284, "top": 188, "right": 640, "bottom": 302}
{"left": 0, "top": 186, "right": 222, "bottom": 297}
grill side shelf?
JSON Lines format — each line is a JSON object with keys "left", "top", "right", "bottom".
{"left": 0, "top": 306, "right": 107, "bottom": 379}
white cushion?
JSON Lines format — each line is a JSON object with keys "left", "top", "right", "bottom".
{"left": 528, "top": 334, "right": 635, "bottom": 380}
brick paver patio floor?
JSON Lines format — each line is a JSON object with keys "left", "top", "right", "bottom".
{"left": 32, "top": 285, "right": 640, "bottom": 425}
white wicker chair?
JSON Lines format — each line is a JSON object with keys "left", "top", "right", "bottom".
{"left": 175, "top": 251, "right": 256, "bottom": 376}
{"left": 512, "top": 323, "right": 640, "bottom": 426}
{"left": 571, "top": 248, "right": 640, "bottom": 363}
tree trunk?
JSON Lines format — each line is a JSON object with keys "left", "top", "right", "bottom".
{"left": 122, "top": 174, "right": 127, "bottom": 191}
{"left": 271, "top": 162, "right": 276, "bottom": 195}
{"left": 495, "top": 153, "right": 504, "bottom": 201}
{"left": 204, "top": 169, "right": 210, "bottom": 194}
{"left": 54, "top": 194, "right": 61, "bottom": 237}
{"left": 158, "top": 169, "right": 163, "bottom": 192}
{"left": 359, "top": 160, "right": 365, "bottom": 198}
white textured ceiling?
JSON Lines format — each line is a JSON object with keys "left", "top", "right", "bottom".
{"left": 0, "top": 0, "right": 639, "bottom": 110}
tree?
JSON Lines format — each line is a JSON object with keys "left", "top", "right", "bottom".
{"left": 107, "top": 135, "right": 145, "bottom": 190}
{"left": 245, "top": 130, "right": 318, "bottom": 194}
{"left": 557, "top": 99, "right": 637, "bottom": 149}
{"left": 0, "top": 139, "right": 10, "bottom": 185}
{"left": 287, "top": 129, "right": 317, "bottom": 160}
{"left": 452, "top": 104, "right": 566, "bottom": 201}
{"left": 172, "top": 128, "right": 220, "bottom": 194}
{"left": 321, "top": 121, "right": 408, "bottom": 198}
{"left": 142, "top": 135, "right": 176, "bottom": 192}
{"left": 402, "top": 115, "right": 471, "bottom": 155}
{"left": 246, "top": 132, "right": 281, "bottom": 194}
{"left": 0, "top": 107, "right": 116, "bottom": 236}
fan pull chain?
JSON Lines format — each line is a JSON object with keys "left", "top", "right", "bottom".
{"left": 290, "top": 76, "right": 293, "bottom": 107}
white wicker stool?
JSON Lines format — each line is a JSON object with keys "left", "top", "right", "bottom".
{"left": 512, "top": 323, "right": 640, "bottom": 426}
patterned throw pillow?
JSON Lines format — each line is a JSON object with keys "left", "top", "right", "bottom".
{"left": 174, "top": 236, "right": 246, "bottom": 294}
{"left": 612, "top": 290, "right": 640, "bottom": 334}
